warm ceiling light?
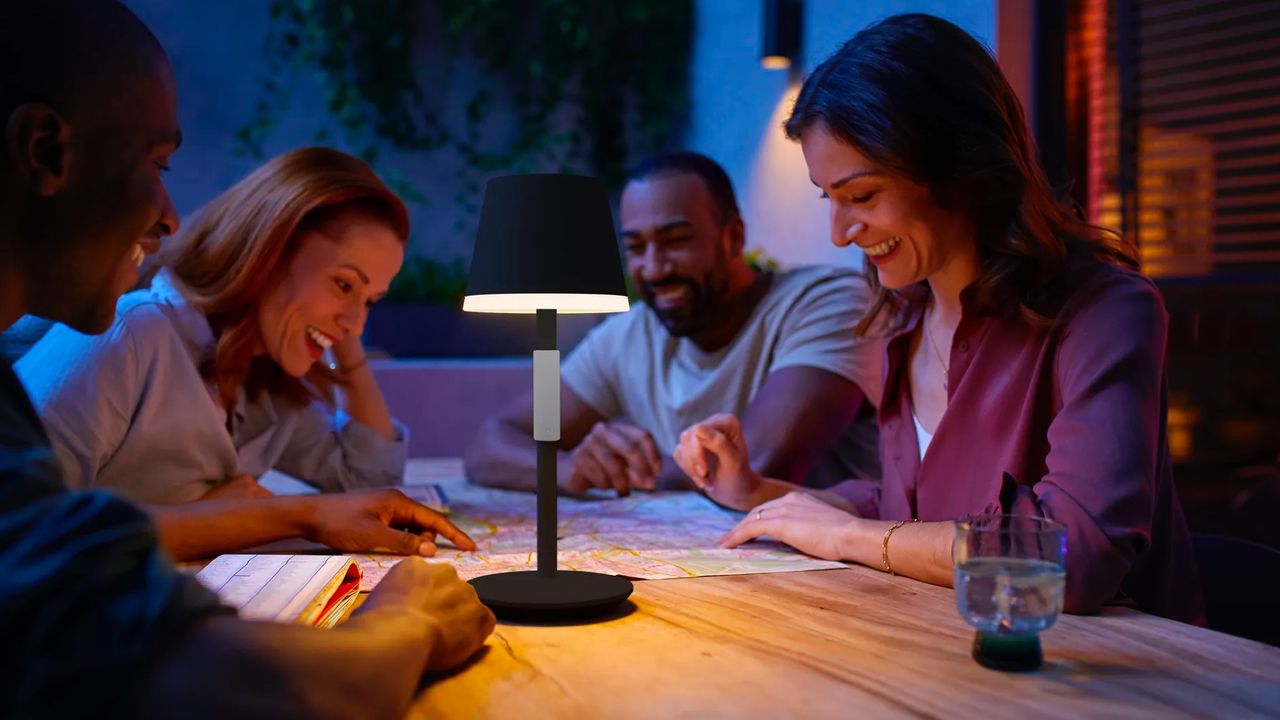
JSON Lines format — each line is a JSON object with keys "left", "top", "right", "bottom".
{"left": 761, "top": 0, "right": 802, "bottom": 70}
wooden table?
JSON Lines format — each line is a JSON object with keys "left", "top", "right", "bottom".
{"left": 409, "top": 564, "right": 1280, "bottom": 719}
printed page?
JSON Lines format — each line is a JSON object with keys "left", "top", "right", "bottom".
{"left": 196, "top": 554, "right": 353, "bottom": 624}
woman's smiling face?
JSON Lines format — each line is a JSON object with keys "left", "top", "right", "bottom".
{"left": 801, "top": 122, "right": 974, "bottom": 290}
{"left": 255, "top": 207, "right": 404, "bottom": 377}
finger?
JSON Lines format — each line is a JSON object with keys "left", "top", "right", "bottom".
{"left": 703, "top": 413, "right": 741, "bottom": 433}
{"left": 565, "top": 451, "right": 590, "bottom": 493}
{"left": 673, "top": 443, "right": 706, "bottom": 489}
{"left": 718, "top": 517, "right": 770, "bottom": 548}
{"left": 625, "top": 466, "right": 652, "bottom": 493}
{"left": 574, "top": 452, "right": 613, "bottom": 491}
{"left": 608, "top": 461, "right": 631, "bottom": 497}
{"left": 597, "top": 427, "right": 656, "bottom": 484}
{"left": 611, "top": 424, "right": 663, "bottom": 477}
{"left": 369, "top": 525, "right": 434, "bottom": 556}
{"left": 567, "top": 468, "right": 591, "bottom": 494}
{"left": 641, "top": 434, "right": 662, "bottom": 477}
{"left": 699, "top": 425, "right": 750, "bottom": 465}
{"left": 634, "top": 468, "right": 657, "bottom": 491}
{"left": 390, "top": 501, "right": 477, "bottom": 551}
{"left": 582, "top": 442, "right": 630, "bottom": 496}
{"left": 694, "top": 426, "right": 734, "bottom": 467}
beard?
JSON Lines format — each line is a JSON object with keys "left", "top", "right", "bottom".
{"left": 641, "top": 273, "right": 729, "bottom": 338}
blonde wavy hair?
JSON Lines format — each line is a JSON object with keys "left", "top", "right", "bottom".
{"left": 154, "top": 147, "right": 409, "bottom": 413}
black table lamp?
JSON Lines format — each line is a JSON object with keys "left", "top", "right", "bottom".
{"left": 463, "top": 174, "right": 634, "bottom": 622}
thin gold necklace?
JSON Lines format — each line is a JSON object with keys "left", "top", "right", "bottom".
{"left": 923, "top": 302, "right": 951, "bottom": 391}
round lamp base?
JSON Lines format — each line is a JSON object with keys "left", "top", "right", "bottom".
{"left": 971, "top": 631, "right": 1043, "bottom": 671}
{"left": 469, "top": 570, "right": 633, "bottom": 623}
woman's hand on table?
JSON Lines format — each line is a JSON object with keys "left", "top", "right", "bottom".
{"left": 299, "top": 489, "right": 477, "bottom": 556}
{"left": 720, "top": 491, "right": 858, "bottom": 562}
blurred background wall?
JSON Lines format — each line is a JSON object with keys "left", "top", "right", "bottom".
{"left": 124, "top": 0, "right": 995, "bottom": 271}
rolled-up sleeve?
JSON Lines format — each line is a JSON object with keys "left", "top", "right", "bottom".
{"left": 997, "top": 276, "right": 1167, "bottom": 614}
{"left": 272, "top": 401, "right": 409, "bottom": 492}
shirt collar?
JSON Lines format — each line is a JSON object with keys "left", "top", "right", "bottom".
{"left": 149, "top": 268, "right": 218, "bottom": 355}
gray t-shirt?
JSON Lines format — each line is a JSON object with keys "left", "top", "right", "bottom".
{"left": 562, "top": 265, "right": 883, "bottom": 485}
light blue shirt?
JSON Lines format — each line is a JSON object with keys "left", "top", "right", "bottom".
{"left": 15, "top": 270, "right": 407, "bottom": 503}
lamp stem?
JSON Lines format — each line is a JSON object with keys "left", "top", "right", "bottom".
{"left": 535, "top": 308, "right": 558, "bottom": 577}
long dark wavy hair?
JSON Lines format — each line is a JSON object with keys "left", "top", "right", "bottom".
{"left": 785, "top": 13, "right": 1137, "bottom": 334}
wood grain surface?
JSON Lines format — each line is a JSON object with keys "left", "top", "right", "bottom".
{"left": 409, "top": 565, "right": 1280, "bottom": 719}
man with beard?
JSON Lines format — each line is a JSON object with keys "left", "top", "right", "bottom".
{"left": 466, "top": 152, "right": 882, "bottom": 496}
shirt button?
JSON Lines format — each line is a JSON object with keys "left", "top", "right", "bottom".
{"left": 958, "top": 341, "right": 970, "bottom": 353}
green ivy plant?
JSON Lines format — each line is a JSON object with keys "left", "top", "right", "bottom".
{"left": 239, "top": 0, "right": 693, "bottom": 305}
{"left": 383, "top": 256, "right": 469, "bottom": 306}
{"left": 744, "top": 248, "right": 781, "bottom": 274}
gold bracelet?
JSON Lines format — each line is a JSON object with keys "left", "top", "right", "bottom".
{"left": 881, "top": 518, "right": 919, "bottom": 576}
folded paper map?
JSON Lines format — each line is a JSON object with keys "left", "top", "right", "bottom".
{"left": 355, "top": 477, "right": 846, "bottom": 591}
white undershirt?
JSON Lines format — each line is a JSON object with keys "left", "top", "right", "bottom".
{"left": 912, "top": 410, "right": 934, "bottom": 461}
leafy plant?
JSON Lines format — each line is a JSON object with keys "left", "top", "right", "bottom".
{"left": 383, "top": 256, "right": 469, "bottom": 306}
{"left": 239, "top": 0, "right": 694, "bottom": 304}
{"left": 744, "top": 247, "right": 782, "bottom": 273}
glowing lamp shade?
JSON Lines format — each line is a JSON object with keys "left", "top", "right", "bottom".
{"left": 463, "top": 174, "right": 633, "bottom": 622}
{"left": 464, "top": 174, "right": 629, "bottom": 313}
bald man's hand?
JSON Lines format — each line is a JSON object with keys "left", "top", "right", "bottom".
{"left": 299, "top": 489, "right": 476, "bottom": 556}
{"left": 562, "top": 421, "right": 663, "bottom": 496}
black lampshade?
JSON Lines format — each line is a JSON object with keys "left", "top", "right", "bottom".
{"left": 464, "top": 174, "right": 629, "bottom": 314}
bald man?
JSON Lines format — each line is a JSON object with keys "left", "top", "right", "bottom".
{"left": 0, "top": 2, "right": 492, "bottom": 717}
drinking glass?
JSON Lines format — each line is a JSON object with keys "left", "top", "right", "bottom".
{"left": 953, "top": 515, "right": 1067, "bottom": 671}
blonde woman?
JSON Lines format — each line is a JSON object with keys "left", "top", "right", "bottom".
{"left": 16, "top": 147, "right": 470, "bottom": 559}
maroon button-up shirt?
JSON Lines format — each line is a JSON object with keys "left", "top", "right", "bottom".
{"left": 837, "top": 259, "right": 1203, "bottom": 623}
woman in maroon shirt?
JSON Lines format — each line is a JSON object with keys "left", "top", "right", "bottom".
{"left": 674, "top": 13, "right": 1203, "bottom": 623}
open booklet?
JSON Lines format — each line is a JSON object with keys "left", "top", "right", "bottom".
{"left": 195, "top": 554, "right": 363, "bottom": 628}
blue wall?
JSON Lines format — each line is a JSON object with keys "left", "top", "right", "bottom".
{"left": 126, "top": 0, "right": 996, "bottom": 269}
{"left": 686, "top": 0, "right": 997, "bottom": 270}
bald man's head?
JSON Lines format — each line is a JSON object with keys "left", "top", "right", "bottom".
{"left": 1, "top": 0, "right": 181, "bottom": 334}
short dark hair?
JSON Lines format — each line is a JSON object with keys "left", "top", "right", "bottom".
{"left": 626, "top": 151, "right": 740, "bottom": 224}
{"left": 0, "top": 0, "right": 167, "bottom": 165}
{"left": 785, "top": 13, "right": 1136, "bottom": 331}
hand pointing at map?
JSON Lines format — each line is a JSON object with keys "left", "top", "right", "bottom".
{"left": 675, "top": 413, "right": 776, "bottom": 511}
